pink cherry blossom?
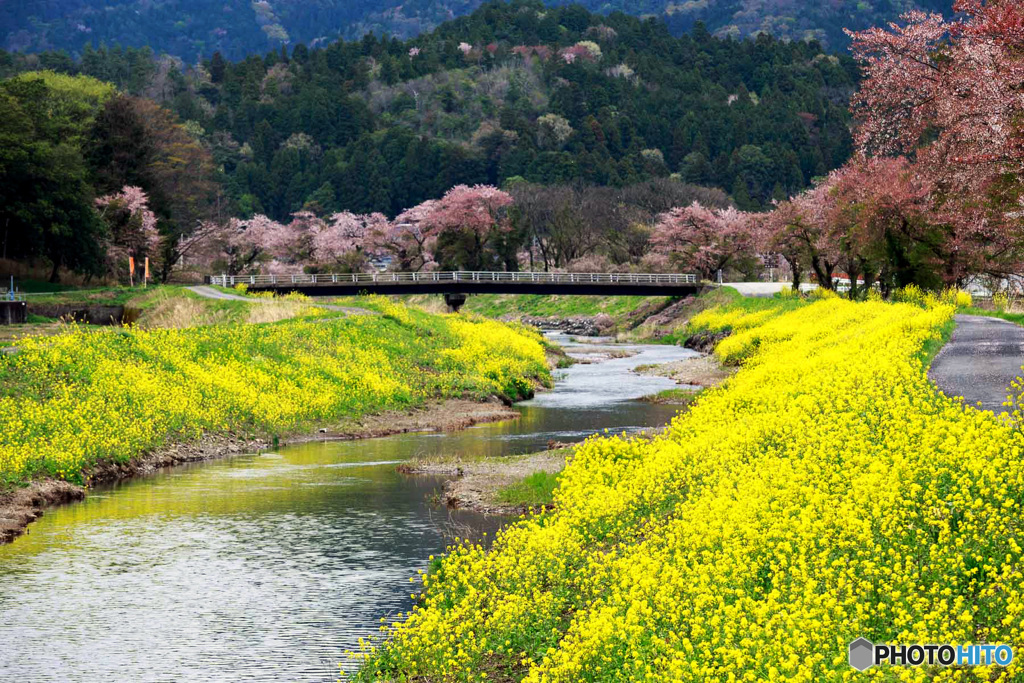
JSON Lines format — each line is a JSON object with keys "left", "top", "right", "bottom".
{"left": 650, "top": 202, "right": 755, "bottom": 280}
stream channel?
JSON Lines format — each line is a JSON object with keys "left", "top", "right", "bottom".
{"left": 0, "top": 334, "right": 698, "bottom": 682}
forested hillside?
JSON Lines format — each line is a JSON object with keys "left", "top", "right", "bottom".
{"left": 2, "top": 0, "right": 857, "bottom": 226}
{"left": 2, "top": 0, "right": 952, "bottom": 61}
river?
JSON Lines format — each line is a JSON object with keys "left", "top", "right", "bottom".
{"left": 0, "top": 335, "right": 697, "bottom": 682}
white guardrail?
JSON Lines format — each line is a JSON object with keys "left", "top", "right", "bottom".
{"left": 210, "top": 271, "right": 700, "bottom": 287}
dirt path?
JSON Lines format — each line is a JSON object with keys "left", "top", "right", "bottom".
{"left": 929, "top": 314, "right": 1024, "bottom": 414}
{"left": 187, "top": 285, "right": 373, "bottom": 316}
{"left": 0, "top": 398, "right": 519, "bottom": 545}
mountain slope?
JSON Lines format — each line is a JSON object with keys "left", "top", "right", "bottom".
{"left": 2, "top": 0, "right": 953, "bottom": 61}
{"left": 184, "top": 1, "right": 859, "bottom": 218}
{"left": 1, "top": 1, "right": 859, "bottom": 223}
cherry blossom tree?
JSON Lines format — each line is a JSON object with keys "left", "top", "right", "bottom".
{"left": 188, "top": 214, "right": 285, "bottom": 275}
{"left": 760, "top": 157, "right": 935, "bottom": 295}
{"left": 418, "top": 185, "right": 514, "bottom": 270}
{"left": 823, "top": 156, "right": 938, "bottom": 297}
{"left": 95, "top": 185, "right": 160, "bottom": 279}
{"left": 193, "top": 210, "right": 390, "bottom": 274}
{"left": 848, "top": 1, "right": 1024, "bottom": 280}
{"left": 311, "top": 211, "right": 388, "bottom": 271}
{"left": 558, "top": 42, "right": 601, "bottom": 64}
{"left": 757, "top": 200, "right": 820, "bottom": 291}
{"left": 650, "top": 202, "right": 756, "bottom": 281}
{"left": 848, "top": 3, "right": 1024, "bottom": 171}
{"left": 368, "top": 201, "right": 438, "bottom": 272}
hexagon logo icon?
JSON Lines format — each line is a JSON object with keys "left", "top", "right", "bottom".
{"left": 849, "top": 638, "right": 875, "bottom": 671}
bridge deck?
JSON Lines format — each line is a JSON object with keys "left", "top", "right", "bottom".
{"left": 208, "top": 271, "right": 703, "bottom": 297}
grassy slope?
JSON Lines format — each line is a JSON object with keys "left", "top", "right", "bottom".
{"left": 357, "top": 298, "right": 1024, "bottom": 683}
{"left": 2, "top": 286, "right": 350, "bottom": 346}
{"left": 401, "top": 293, "right": 671, "bottom": 320}
{"left": 0, "top": 297, "right": 549, "bottom": 487}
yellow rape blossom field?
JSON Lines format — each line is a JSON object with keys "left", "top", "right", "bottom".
{"left": 0, "top": 297, "right": 549, "bottom": 487}
{"left": 355, "top": 297, "right": 1024, "bottom": 682}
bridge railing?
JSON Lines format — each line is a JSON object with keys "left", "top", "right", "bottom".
{"left": 209, "top": 271, "right": 699, "bottom": 288}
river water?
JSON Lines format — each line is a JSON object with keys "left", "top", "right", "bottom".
{"left": 0, "top": 335, "right": 697, "bottom": 682}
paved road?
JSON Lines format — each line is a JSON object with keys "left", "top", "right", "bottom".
{"left": 929, "top": 314, "right": 1024, "bottom": 414}
{"left": 187, "top": 286, "right": 372, "bottom": 315}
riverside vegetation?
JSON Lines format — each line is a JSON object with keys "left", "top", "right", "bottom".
{"left": 352, "top": 292, "right": 1024, "bottom": 682}
{"left": 0, "top": 296, "right": 549, "bottom": 487}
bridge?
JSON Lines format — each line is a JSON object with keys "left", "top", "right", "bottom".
{"left": 207, "top": 271, "right": 703, "bottom": 310}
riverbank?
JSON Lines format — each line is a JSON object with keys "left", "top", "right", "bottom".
{"left": 633, "top": 354, "right": 736, "bottom": 387}
{"left": 398, "top": 444, "right": 571, "bottom": 515}
{"left": 353, "top": 297, "right": 1024, "bottom": 683}
{"left": 0, "top": 298, "right": 550, "bottom": 544}
{"left": 0, "top": 397, "right": 523, "bottom": 544}
{"left": 0, "top": 318, "right": 708, "bottom": 683}
{"left": 398, "top": 338, "right": 727, "bottom": 516}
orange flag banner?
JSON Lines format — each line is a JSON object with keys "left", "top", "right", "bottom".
{"left": 144, "top": 257, "right": 150, "bottom": 281}
{"left": 129, "top": 256, "right": 135, "bottom": 275}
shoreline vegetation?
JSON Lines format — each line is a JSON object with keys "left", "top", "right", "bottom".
{"left": 399, "top": 335, "right": 735, "bottom": 516}
{"left": 352, "top": 293, "right": 1024, "bottom": 683}
{"left": 0, "top": 296, "right": 551, "bottom": 545}
{"left": 0, "top": 398, "right": 522, "bottom": 545}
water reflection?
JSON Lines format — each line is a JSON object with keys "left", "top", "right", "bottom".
{"left": 0, "top": 336, "right": 697, "bottom": 682}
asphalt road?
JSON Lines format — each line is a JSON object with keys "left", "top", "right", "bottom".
{"left": 929, "top": 314, "right": 1024, "bottom": 414}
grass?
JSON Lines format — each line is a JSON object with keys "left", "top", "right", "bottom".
{"left": 917, "top": 316, "right": 957, "bottom": 368}
{"left": 6, "top": 285, "right": 347, "bottom": 343}
{"left": 495, "top": 470, "right": 560, "bottom": 507}
{"left": 638, "top": 388, "right": 703, "bottom": 405}
{"left": 960, "top": 306, "right": 1024, "bottom": 327}
{"left": 23, "top": 286, "right": 148, "bottom": 307}
{"left": 622, "top": 287, "right": 803, "bottom": 346}
{"left": 401, "top": 293, "right": 672, "bottom": 320}
{"left": 12, "top": 279, "right": 82, "bottom": 294}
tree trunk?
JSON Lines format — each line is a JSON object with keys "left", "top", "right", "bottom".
{"left": 49, "top": 258, "right": 61, "bottom": 283}
{"left": 842, "top": 257, "right": 858, "bottom": 300}
{"left": 810, "top": 256, "right": 832, "bottom": 290}
{"left": 784, "top": 255, "right": 801, "bottom": 291}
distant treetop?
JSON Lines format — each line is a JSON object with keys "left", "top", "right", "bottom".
{"left": 2, "top": 0, "right": 953, "bottom": 61}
